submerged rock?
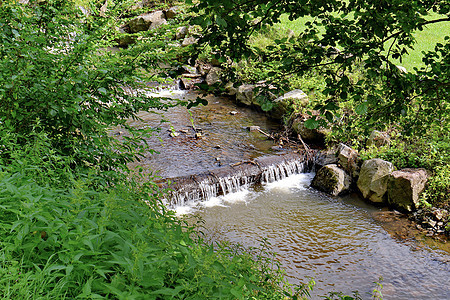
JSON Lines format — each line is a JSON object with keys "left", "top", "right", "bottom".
{"left": 357, "top": 158, "right": 394, "bottom": 203}
{"left": 387, "top": 168, "right": 430, "bottom": 212}
{"left": 311, "top": 164, "right": 351, "bottom": 196}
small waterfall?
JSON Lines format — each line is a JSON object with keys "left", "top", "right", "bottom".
{"left": 261, "top": 160, "right": 307, "bottom": 183}
{"left": 162, "top": 153, "right": 316, "bottom": 209}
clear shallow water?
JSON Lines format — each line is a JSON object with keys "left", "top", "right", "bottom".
{"left": 130, "top": 90, "right": 450, "bottom": 299}
{"left": 181, "top": 174, "right": 450, "bottom": 299}
{"left": 125, "top": 90, "right": 281, "bottom": 178}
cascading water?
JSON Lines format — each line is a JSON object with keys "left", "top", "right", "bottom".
{"left": 162, "top": 153, "right": 315, "bottom": 210}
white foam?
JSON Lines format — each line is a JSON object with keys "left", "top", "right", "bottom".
{"left": 265, "top": 173, "right": 314, "bottom": 191}
{"left": 221, "top": 189, "right": 252, "bottom": 204}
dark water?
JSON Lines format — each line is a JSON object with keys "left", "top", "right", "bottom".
{"left": 132, "top": 90, "right": 450, "bottom": 299}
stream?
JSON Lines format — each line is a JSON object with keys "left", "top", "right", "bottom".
{"left": 129, "top": 90, "right": 450, "bottom": 299}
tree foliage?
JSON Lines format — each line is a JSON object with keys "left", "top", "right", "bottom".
{"left": 0, "top": 0, "right": 182, "bottom": 176}
{"left": 192, "top": 0, "right": 450, "bottom": 134}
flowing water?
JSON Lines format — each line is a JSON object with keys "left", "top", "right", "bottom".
{"left": 133, "top": 90, "right": 450, "bottom": 299}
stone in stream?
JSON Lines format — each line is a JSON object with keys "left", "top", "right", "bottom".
{"left": 311, "top": 164, "right": 351, "bottom": 196}
{"left": 357, "top": 158, "right": 394, "bottom": 203}
{"left": 387, "top": 168, "right": 430, "bottom": 212}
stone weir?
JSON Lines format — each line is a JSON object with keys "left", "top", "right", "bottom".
{"left": 159, "top": 152, "right": 317, "bottom": 207}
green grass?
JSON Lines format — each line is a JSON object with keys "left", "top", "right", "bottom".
{"left": 273, "top": 14, "right": 450, "bottom": 72}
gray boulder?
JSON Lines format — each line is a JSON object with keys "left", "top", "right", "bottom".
{"left": 236, "top": 84, "right": 256, "bottom": 106}
{"left": 205, "top": 67, "right": 222, "bottom": 86}
{"left": 272, "top": 89, "right": 309, "bottom": 120}
{"left": 337, "top": 143, "right": 359, "bottom": 178}
{"left": 387, "top": 168, "right": 430, "bottom": 212}
{"left": 311, "top": 164, "right": 351, "bottom": 196}
{"left": 181, "top": 36, "right": 198, "bottom": 47}
{"left": 175, "top": 26, "right": 188, "bottom": 40}
{"left": 224, "top": 82, "right": 237, "bottom": 96}
{"left": 128, "top": 10, "right": 167, "bottom": 33}
{"left": 357, "top": 158, "right": 394, "bottom": 203}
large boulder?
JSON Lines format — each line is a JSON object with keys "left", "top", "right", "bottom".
{"left": 337, "top": 143, "right": 359, "bottom": 178}
{"left": 128, "top": 10, "right": 167, "bottom": 33}
{"left": 271, "top": 89, "right": 309, "bottom": 120}
{"left": 387, "top": 168, "right": 430, "bottom": 212}
{"left": 311, "top": 164, "right": 351, "bottom": 196}
{"left": 357, "top": 158, "right": 394, "bottom": 203}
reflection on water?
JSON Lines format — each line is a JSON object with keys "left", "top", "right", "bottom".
{"left": 186, "top": 174, "right": 450, "bottom": 300}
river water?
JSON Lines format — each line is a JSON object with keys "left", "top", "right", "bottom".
{"left": 132, "top": 90, "right": 450, "bottom": 299}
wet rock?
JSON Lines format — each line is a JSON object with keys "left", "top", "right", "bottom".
{"left": 205, "top": 67, "right": 222, "bottom": 86}
{"left": 367, "top": 130, "right": 390, "bottom": 148}
{"left": 387, "top": 168, "right": 430, "bottom": 212}
{"left": 182, "top": 65, "right": 198, "bottom": 75}
{"left": 236, "top": 84, "right": 255, "bottom": 106}
{"left": 337, "top": 143, "right": 360, "bottom": 178}
{"left": 357, "top": 158, "right": 394, "bottom": 203}
{"left": 311, "top": 164, "right": 351, "bottom": 196}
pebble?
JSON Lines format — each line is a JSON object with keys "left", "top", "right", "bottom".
{"left": 230, "top": 111, "right": 238, "bottom": 115}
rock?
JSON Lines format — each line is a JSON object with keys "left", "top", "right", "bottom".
{"left": 175, "top": 26, "right": 188, "bottom": 40}
{"left": 236, "top": 84, "right": 255, "bottom": 106}
{"left": 311, "top": 164, "right": 351, "bottom": 196}
{"left": 367, "top": 130, "right": 390, "bottom": 148}
{"left": 314, "top": 149, "right": 338, "bottom": 170}
{"left": 128, "top": 10, "right": 167, "bottom": 33}
{"left": 291, "top": 118, "right": 327, "bottom": 144}
{"left": 205, "top": 67, "right": 222, "bottom": 86}
{"left": 117, "top": 26, "right": 135, "bottom": 47}
{"left": 229, "top": 111, "right": 238, "bottom": 115}
{"left": 182, "top": 65, "right": 198, "bottom": 75}
{"left": 181, "top": 36, "right": 198, "bottom": 47}
{"left": 337, "top": 143, "right": 359, "bottom": 178}
{"left": 357, "top": 158, "right": 394, "bottom": 203}
{"left": 165, "top": 6, "right": 179, "bottom": 19}
{"left": 225, "top": 82, "right": 237, "bottom": 96}
{"left": 387, "top": 168, "right": 430, "bottom": 212}
{"left": 271, "top": 89, "right": 309, "bottom": 120}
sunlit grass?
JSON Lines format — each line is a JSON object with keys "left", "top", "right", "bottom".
{"left": 274, "top": 13, "right": 450, "bottom": 72}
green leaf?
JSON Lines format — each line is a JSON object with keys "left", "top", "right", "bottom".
{"left": 355, "top": 102, "right": 368, "bottom": 115}
{"left": 304, "top": 118, "right": 319, "bottom": 129}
